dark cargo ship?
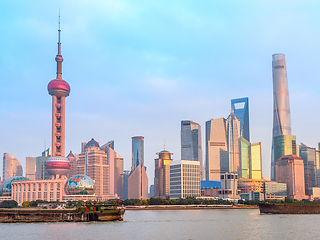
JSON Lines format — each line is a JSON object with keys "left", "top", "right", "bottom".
{"left": 0, "top": 204, "right": 125, "bottom": 223}
{"left": 259, "top": 203, "right": 320, "bottom": 214}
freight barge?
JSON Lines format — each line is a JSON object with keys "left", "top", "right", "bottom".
{"left": 0, "top": 204, "right": 125, "bottom": 223}
{"left": 259, "top": 203, "right": 320, "bottom": 214}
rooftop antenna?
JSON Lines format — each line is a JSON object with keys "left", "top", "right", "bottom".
{"left": 164, "top": 140, "right": 166, "bottom": 150}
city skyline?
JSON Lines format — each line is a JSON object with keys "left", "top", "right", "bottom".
{"left": 2, "top": 1, "right": 320, "bottom": 184}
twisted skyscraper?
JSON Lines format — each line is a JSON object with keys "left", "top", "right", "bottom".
{"left": 271, "top": 53, "right": 292, "bottom": 181}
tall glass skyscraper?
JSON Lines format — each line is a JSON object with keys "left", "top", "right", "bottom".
{"left": 271, "top": 53, "right": 292, "bottom": 181}
{"left": 181, "top": 120, "right": 202, "bottom": 162}
{"left": 226, "top": 110, "right": 241, "bottom": 175}
{"left": 205, "top": 118, "right": 228, "bottom": 181}
{"left": 181, "top": 120, "right": 203, "bottom": 179}
{"left": 132, "top": 136, "right": 144, "bottom": 171}
{"left": 231, "top": 97, "right": 250, "bottom": 142}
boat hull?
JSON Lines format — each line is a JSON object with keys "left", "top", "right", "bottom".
{"left": 259, "top": 203, "right": 320, "bottom": 214}
{"left": 0, "top": 209, "right": 125, "bottom": 223}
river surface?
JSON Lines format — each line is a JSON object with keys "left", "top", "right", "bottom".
{"left": 1, "top": 209, "right": 319, "bottom": 239}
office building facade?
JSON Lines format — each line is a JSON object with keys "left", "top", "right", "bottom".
{"left": 264, "top": 181, "right": 287, "bottom": 200}
{"left": 154, "top": 149, "right": 173, "bottom": 199}
{"left": 300, "top": 143, "right": 317, "bottom": 194}
{"left": 26, "top": 157, "right": 36, "bottom": 180}
{"left": 128, "top": 163, "right": 148, "bottom": 200}
{"left": 271, "top": 53, "right": 292, "bottom": 181}
{"left": 273, "top": 135, "right": 296, "bottom": 172}
{"left": 218, "top": 172, "right": 241, "bottom": 201}
{"left": 77, "top": 138, "right": 109, "bottom": 197}
{"left": 170, "top": 160, "right": 200, "bottom": 199}
{"left": 226, "top": 110, "right": 241, "bottom": 176}
{"left": 3, "top": 153, "right": 23, "bottom": 181}
{"left": 276, "top": 155, "right": 306, "bottom": 200}
{"left": 205, "top": 118, "right": 228, "bottom": 181}
{"left": 231, "top": 97, "right": 250, "bottom": 142}
{"left": 132, "top": 136, "right": 144, "bottom": 170}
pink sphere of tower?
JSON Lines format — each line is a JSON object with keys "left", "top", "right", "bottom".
{"left": 48, "top": 79, "right": 70, "bottom": 97}
{"left": 45, "top": 156, "right": 71, "bottom": 177}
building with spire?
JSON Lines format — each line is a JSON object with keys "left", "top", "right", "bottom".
{"left": 9, "top": 15, "right": 69, "bottom": 205}
{"left": 226, "top": 110, "right": 241, "bottom": 175}
{"left": 154, "top": 149, "right": 173, "bottom": 199}
{"left": 271, "top": 53, "right": 292, "bottom": 181}
{"left": 45, "top": 12, "right": 71, "bottom": 180}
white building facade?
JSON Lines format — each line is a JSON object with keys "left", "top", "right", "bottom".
{"left": 170, "top": 160, "right": 200, "bottom": 199}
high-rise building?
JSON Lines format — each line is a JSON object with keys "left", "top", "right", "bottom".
{"left": 316, "top": 143, "right": 320, "bottom": 187}
{"left": 128, "top": 136, "right": 148, "bottom": 199}
{"left": 276, "top": 155, "right": 306, "bottom": 200}
{"left": 45, "top": 13, "right": 71, "bottom": 179}
{"left": 271, "top": 53, "right": 292, "bottom": 181}
{"left": 35, "top": 148, "right": 52, "bottom": 180}
{"left": 240, "top": 137, "right": 262, "bottom": 179}
{"left": 250, "top": 142, "right": 262, "bottom": 179}
{"left": 2, "top": 153, "right": 23, "bottom": 181}
{"left": 170, "top": 160, "right": 200, "bottom": 199}
{"left": 132, "top": 136, "right": 144, "bottom": 171}
{"left": 231, "top": 97, "right": 250, "bottom": 142}
{"left": 26, "top": 157, "right": 36, "bottom": 180}
{"left": 273, "top": 135, "right": 296, "bottom": 169}
{"left": 77, "top": 138, "right": 109, "bottom": 197}
{"left": 101, "top": 143, "right": 124, "bottom": 198}
{"left": 181, "top": 120, "right": 202, "bottom": 163}
{"left": 205, "top": 118, "right": 228, "bottom": 181}
{"left": 66, "top": 151, "right": 78, "bottom": 179}
{"left": 123, "top": 170, "right": 130, "bottom": 200}
{"left": 300, "top": 143, "right": 317, "bottom": 195}
{"left": 154, "top": 149, "right": 173, "bottom": 199}
{"left": 128, "top": 163, "right": 148, "bottom": 200}
{"left": 226, "top": 110, "right": 241, "bottom": 175}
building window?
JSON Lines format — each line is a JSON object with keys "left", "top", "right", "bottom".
{"left": 44, "top": 192, "right": 47, "bottom": 199}
{"left": 44, "top": 184, "right": 47, "bottom": 191}
{"left": 50, "top": 184, "right": 54, "bottom": 191}
{"left": 38, "top": 192, "right": 41, "bottom": 199}
{"left": 33, "top": 184, "right": 36, "bottom": 191}
{"left": 38, "top": 184, "right": 41, "bottom": 191}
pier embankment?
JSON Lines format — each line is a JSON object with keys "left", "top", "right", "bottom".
{"left": 125, "top": 205, "right": 258, "bottom": 210}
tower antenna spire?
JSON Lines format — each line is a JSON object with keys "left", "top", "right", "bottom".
{"left": 56, "top": 9, "right": 63, "bottom": 79}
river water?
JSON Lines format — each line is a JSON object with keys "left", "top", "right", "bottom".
{"left": 1, "top": 209, "right": 319, "bottom": 239}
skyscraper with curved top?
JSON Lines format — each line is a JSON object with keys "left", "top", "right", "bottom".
{"left": 271, "top": 53, "right": 292, "bottom": 181}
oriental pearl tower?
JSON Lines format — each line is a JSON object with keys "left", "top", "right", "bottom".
{"left": 45, "top": 13, "right": 71, "bottom": 179}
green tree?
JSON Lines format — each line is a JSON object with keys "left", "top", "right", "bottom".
{"left": 22, "top": 201, "right": 30, "bottom": 207}
{"left": 0, "top": 200, "right": 18, "bottom": 208}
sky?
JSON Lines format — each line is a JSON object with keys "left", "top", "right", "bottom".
{"left": 1, "top": 0, "right": 320, "bottom": 184}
